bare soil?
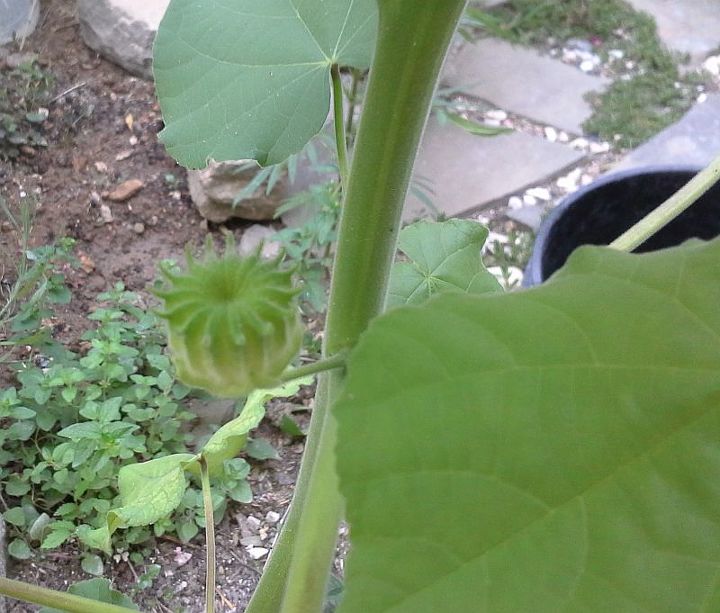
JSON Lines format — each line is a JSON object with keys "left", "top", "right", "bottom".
{"left": 2, "top": 2, "right": 307, "bottom": 610}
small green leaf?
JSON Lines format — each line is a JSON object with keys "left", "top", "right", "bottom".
{"left": 4, "top": 507, "right": 26, "bottom": 527}
{"left": 154, "top": 0, "right": 378, "bottom": 167}
{"left": 176, "top": 520, "right": 199, "bottom": 543}
{"left": 5, "top": 477, "right": 31, "bottom": 496}
{"left": 41, "top": 527, "right": 72, "bottom": 550}
{"left": 279, "top": 414, "right": 305, "bottom": 437}
{"left": 226, "top": 481, "right": 253, "bottom": 504}
{"left": 38, "top": 578, "right": 138, "bottom": 613}
{"left": 246, "top": 438, "right": 280, "bottom": 461}
{"left": 28, "top": 513, "right": 53, "bottom": 541}
{"left": 387, "top": 219, "right": 502, "bottom": 308}
{"left": 76, "top": 525, "right": 111, "bottom": 554}
{"left": 200, "top": 377, "right": 312, "bottom": 475}
{"left": 81, "top": 553, "right": 105, "bottom": 576}
{"left": 57, "top": 421, "right": 102, "bottom": 441}
{"left": 8, "top": 539, "right": 32, "bottom": 560}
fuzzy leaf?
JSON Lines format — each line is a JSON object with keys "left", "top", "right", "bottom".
{"left": 89, "top": 453, "right": 197, "bottom": 552}
{"left": 154, "top": 0, "right": 378, "bottom": 167}
{"left": 387, "top": 219, "right": 502, "bottom": 308}
{"left": 38, "top": 578, "right": 138, "bottom": 613}
{"left": 337, "top": 239, "right": 720, "bottom": 612}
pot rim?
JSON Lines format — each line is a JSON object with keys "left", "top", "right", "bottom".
{"left": 523, "top": 163, "right": 704, "bottom": 287}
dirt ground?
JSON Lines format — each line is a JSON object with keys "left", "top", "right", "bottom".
{"left": 2, "top": 1, "right": 308, "bottom": 610}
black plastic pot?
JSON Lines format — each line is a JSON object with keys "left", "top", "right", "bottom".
{"left": 524, "top": 166, "right": 720, "bottom": 286}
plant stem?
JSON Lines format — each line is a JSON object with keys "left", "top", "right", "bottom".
{"left": 199, "top": 457, "right": 216, "bottom": 613}
{"left": 610, "top": 154, "right": 720, "bottom": 252}
{"left": 279, "top": 352, "right": 346, "bottom": 383}
{"left": 0, "top": 577, "right": 137, "bottom": 613}
{"left": 344, "top": 69, "right": 361, "bottom": 144}
{"left": 246, "top": 2, "right": 469, "bottom": 613}
{"left": 331, "top": 64, "right": 349, "bottom": 189}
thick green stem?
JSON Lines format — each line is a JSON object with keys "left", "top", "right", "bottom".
{"left": 246, "top": 2, "right": 468, "bottom": 613}
{"left": 610, "top": 154, "right": 720, "bottom": 252}
{"left": 0, "top": 577, "right": 138, "bottom": 613}
{"left": 331, "top": 64, "right": 349, "bottom": 188}
{"left": 200, "top": 457, "right": 216, "bottom": 613}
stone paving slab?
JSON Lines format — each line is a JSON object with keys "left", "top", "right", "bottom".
{"left": 625, "top": 0, "right": 720, "bottom": 66}
{"left": 0, "top": 0, "right": 38, "bottom": 45}
{"left": 404, "top": 119, "right": 585, "bottom": 219}
{"left": 79, "top": 0, "right": 170, "bottom": 79}
{"left": 443, "top": 38, "right": 610, "bottom": 134}
{"left": 614, "top": 94, "right": 720, "bottom": 171}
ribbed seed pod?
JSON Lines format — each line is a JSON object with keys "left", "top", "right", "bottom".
{"left": 155, "top": 239, "right": 302, "bottom": 398}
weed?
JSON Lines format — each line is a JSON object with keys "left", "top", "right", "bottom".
{"left": 0, "top": 57, "right": 52, "bottom": 158}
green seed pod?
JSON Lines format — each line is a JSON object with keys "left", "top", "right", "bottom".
{"left": 155, "top": 239, "right": 303, "bottom": 398}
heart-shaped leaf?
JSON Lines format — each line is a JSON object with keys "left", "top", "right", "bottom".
{"left": 387, "top": 219, "right": 502, "bottom": 307}
{"left": 336, "top": 238, "right": 720, "bottom": 612}
{"left": 154, "top": 0, "right": 378, "bottom": 167}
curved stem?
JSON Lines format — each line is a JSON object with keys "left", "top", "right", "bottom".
{"left": 279, "top": 352, "right": 347, "bottom": 383}
{"left": 200, "top": 457, "right": 216, "bottom": 613}
{"left": 331, "top": 64, "right": 349, "bottom": 189}
{"left": 610, "top": 154, "right": 720, "bottom": 252}
{"left": 0, "top": 577, "right": 138, "bottom": 613}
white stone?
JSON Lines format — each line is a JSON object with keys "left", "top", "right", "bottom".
{"left": 608, "top": 49, "right": 625, "bottom": 60}
{"left": 78, "top": 0, "right": 170, "bottom": 79}
{"left": 526, "top": 187, "right": 551, "bottom": 201}
{"left": 486, "top": 109, "right": 508, "bottom": 121}
{"left": 557, "top": 168, "right": 582, "bottom": 192}
{"left": 247, "top": 547, "right": 269, "bottom": 560}
{"left": 579, "top": 60, "right": 596, "bottom": 73}
{"left": 544, "top": 126, "right": 558, "bottom": 142}
{"left": 522, "top": 194, "right": 538, "bottom": 207}
{"left": 265, "top": 511, "right": 281, "bottom": 525}
{"left": 569, "top": 137, "right": 589, "bottom": 150}
{"left": 589, "top": 141, "right": 611, "bottom": 154}
{"left": 703, "top": 55, "right": 720, "bottom": 77}
{"left": 507, "top": 196, "right": 523, "bottom": 209}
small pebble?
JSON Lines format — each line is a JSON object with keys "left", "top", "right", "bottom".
{"left": 569, "top": 137, "right": 589, "bottom": 150}
{"left": 579, "top": 59, "right": 596, "bottom": 73}
{"left": 558, "top": 131, "right": 569, "bottom": 143}
{"left": 589, "top": 141, "right": 610, "bottom": 154}
{"left": 522, "top": 194, "right": 538, "bottom": 207}
{"left": 129, "top": 135, "right": 139, "bottom": 146}
{"left": 507, "top": 196, "right": 523, "bottom": 209}
{"left": 100, "top": 204, "right": 113, "bottom": 224}
{"left": 702, "top": 55, "right": 720, "bottom": 77}
{"left": 248, "top": 547, "right": 269, "bottom": 560}
{"left": 94, "top": 161, "right": 108, "bottom": 173}
{"left": 698, "top": 92, "right": 708, "bottom": 104}
{"left": 265, "top": 511, "right": 281, "bottom": 525}
{"left": 526, "top": 187, "right": 551, "bottom": 201}
{"left": 133, "top": 222, "right": 145, "bottom": 234}
{"left": 581, "top": 174, "right": 593, "bottom": 186}
{"left": 543, "top": 126, "right": 558, "bottom": 142}
{"left": 486, "top": 109, "right": 507, "bottom": 121}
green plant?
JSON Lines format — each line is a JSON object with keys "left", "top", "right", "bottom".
{"left": 0, "top": 57, "right": 52, "bottom": 158}
{"left": 273, "top": 181, "right": 343, "bottom": 314}
{"left": 0, "top": 200, "right": 75, "bottom": 362}
{"left": 0, "top": 282, "right": 261, "bottom": 558}
{"left": 3, "top": 1, "right": 720, "bottom": 613}
{"left": 482, "top": 0, "right": 703, "bottom": 148}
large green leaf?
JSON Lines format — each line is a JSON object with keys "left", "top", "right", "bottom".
{"left": 336, "top": 239, "right": 720, "bottom": 612}
{"left": 154, "top": 0, "right": 377, "bottom": 167}
{"left": 387, "top": 219, "right": 502, "bottom": 307}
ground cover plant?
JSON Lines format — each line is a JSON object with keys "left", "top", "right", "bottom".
{"left": 476, "top": 0, "right": 704, "bottom": 147}
{"left": 2, "top": 0, "right": 720, "bottom": 612}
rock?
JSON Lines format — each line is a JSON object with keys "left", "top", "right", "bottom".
{"left": 132, "top": 222, "right": 145, "bottom": 234}
{"left": 0, "top": 0, "right": 39, "bottom": 45}
{"left": 625, "top": 0, "right": 720, "bottom": 67}
{"left": 78, "top": 0, "right": 170, "bottom": 79}
{"left": 614, "top": 94, "right": 720, "bottom": 170}
{"left": 505, "top": 205, "right": 545, "bottom": 232}
{"left": 405, "top": 119, "right": 584, "bottom": 219}
{"left": 526, "top": 187, "right": 551, "bottom": 201}
{"left": 238, "top": 224, "right": 281, "bottom": 259}
{"left": 265, "top": 511, "right": 281, "bottom": 525}
{"left": 247, "top": 547, "right": 269, "bottom": 560}
{"left": 187, "top": 161, "right": 287, "bottom": 223}
{"left": 443, "top": 38, "right": 610, "bottom": 134}
{"left": 99, "top": 204, "right": 113, "bottom": 224}
{"left": 507, "top": 196, "right": 523, "bottom": 209}
{"left": 107, "top": 179, "right": 144, "bottom": 202}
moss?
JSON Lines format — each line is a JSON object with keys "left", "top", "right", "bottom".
{"left": 480, "top": 0, "right": 699, "bottom": 148}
